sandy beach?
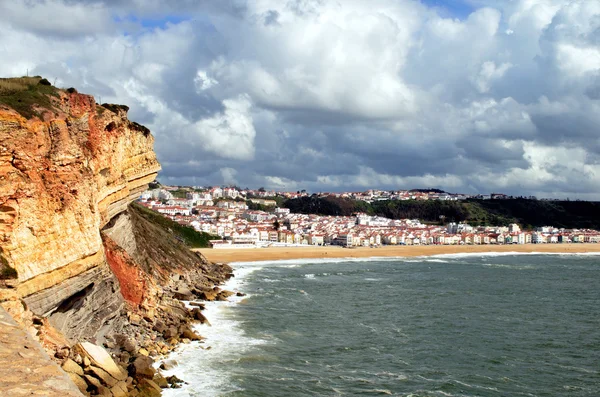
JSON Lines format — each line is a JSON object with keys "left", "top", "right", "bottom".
{"left": 196, "top": 243, "right": 600, "bottom": 263}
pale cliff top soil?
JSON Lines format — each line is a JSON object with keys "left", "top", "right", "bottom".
{"left": 197, "top": 243, "right": 600, "bottom": 263}
{"left": 0, "top": 307, "right": 83, "bottom": 396}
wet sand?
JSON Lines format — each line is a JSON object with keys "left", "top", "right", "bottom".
{"left": 196, "top": 243, "right": 600, "bottom": 263}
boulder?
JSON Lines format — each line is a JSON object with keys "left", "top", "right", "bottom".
{"left": 87, "top": 365, "right": 118, "bottom": 387}
{"left": 216, "top": 290, "right": 235, "bottom": 301}
{"left": 115, "top": 334, "right": 138, "bottom": 353}
{"left": 117, "top": 351, "right": 131, "bottom": 365}
{"left": 130, "top": 355, "right": 155, "bottom": 379}
{"left": 67, "top": 372, "right": 88, "bottom": 394}
{"left": 111, "top": 381, "right": 129, "bottom": 397}
{"left": 137, "top": 378, "right": 162, "bottom": 397}
{"left": 153, "top": 373, "right": 169, "bottom": 388}
{"left": 166, "top": 375, "right": 184, "bottom": 388}
{"left": 128, "top": 312, "right": 142, "bottom": 325}
{"left": 55, "top": 346, "right": 70, "bottom": 359}
{"left": 62, "top": 358, "right": 84, "bottom": 376}
{"left": 83, "top": 374, "right": 103, "bottom": 390}
{"left": 180, "top": 325, "right": 202, "bottom": 341}
{"left": 172, "top": 289, "right": 194, "bottom": 301}
{"left": 76, "top": 342, "right": 128, "bottom": 381}
{"left": 159, "top": 359, "right": 178, "bottom": 371}
{"left": 162, "top": 326, "right": 178, "bottom": 339}
{"left": 198, "top": 289, "right": 218, "bottom": 301}
{"left": 152, "top": 320, "right": 167, "bottom": 333}
{"left": 191, "top": 308, "right": 210, "bottom": 325}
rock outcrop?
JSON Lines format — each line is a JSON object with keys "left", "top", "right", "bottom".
{"left": 0, "top": 79, "right": 233, "bottom": 396}
{"left": 0, "top": 88, "right": 159, "bottom": 299}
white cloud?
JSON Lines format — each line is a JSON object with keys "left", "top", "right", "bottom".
{"left": 2, "top": 0, "right": 600, "bottom": 198}
{"left": 220, "top": 167, "right": 239, "bottom": 185}
{"left": 194, "top": 70, "right": 218, "bottom": 92}
{"left": 188, "top": 95, "right": 256, "bottom": 161}
{"left": 472, "top": 61, "right": 513, "bottom": 93}
{"left": 0, "top": 0, "right": 113, "bottom": 36}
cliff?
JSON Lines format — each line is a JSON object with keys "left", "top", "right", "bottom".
{"left": 0, "top": 77, "right": 233, "bottom": 396}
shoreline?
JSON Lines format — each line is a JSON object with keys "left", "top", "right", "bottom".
{"left": 196, "top": 243, "right": 600, "bottom": 263}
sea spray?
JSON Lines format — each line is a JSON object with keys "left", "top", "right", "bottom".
{"left": 159, "top": 264, "right": 265, "bottom": 397}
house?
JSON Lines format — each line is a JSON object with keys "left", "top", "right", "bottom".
{"left": 211, "top": 187, "right": 223, "bottom": 198}
{"left": 558, "top": 234, "right": 571, "bottom": 243}
{"left": 268, "top": 230, "right": 279, "bottom": 242}
{"left": 383, "top": 234, "right": 397, "bottom": 245}
{"left": 308, "top": 234, "right": 325, "bottom": 245}
{"left": 333, "top": 233, "right": 353, "bottom": 247}
{"left": 154, "top": 206, "right": 191, "bottom": 216}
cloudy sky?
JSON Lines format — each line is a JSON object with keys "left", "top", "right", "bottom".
{"left": 2, "top": 0, "right": 600, "bottom": 198}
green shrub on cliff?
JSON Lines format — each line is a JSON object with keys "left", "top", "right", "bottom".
{"left": 131, "top": 202, "right": 219, "bottom": 248}
{"left": 0, "top": 76, "right": 59, "bottom": 119}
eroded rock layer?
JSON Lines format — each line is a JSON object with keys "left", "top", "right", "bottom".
{"left": 0, "top": 82, "right": 235, "bottom": 396}
{"left": 0, "top": 91, "right": 160, "bottom": 292}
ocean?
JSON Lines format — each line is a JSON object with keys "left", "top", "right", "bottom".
{"left": 161, "top": 253, "right": 600, "bottom": 396}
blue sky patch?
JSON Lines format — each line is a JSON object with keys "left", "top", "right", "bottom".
{"left": 421, "top": 0, "right": 475, "bottom": 19}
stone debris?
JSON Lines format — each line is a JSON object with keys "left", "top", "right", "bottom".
{"left": 76, "top": 342, "right": 129, "bottom": 381}
{"left": 0, "top": 307, "right": 83, "bottom": 396}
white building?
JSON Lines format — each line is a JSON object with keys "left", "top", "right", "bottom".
{"left": 155, "top": 206, "right": 191, "bottom": 216}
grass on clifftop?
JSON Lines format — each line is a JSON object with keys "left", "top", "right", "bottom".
{"left": 0, "top": 76, "right": 60, "bottom": 119}
{"left": 131, "top": 202, "right": 219, "bottom": 248}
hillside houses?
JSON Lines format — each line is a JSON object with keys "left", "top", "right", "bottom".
{"left": 139, "top": 189, "right": 600, "bottom": 248}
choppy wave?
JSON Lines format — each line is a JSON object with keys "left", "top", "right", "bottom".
{"left": 160, "top": 264, "right": 265, "bottom": 397}
{"left": 230, "top": 250, "right": 600, "bottom": 269}
{"left": 162, "top": 253, "right": 600, "bottom": 396}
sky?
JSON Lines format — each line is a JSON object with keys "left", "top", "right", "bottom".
{"left": 1, "top": 0, "right": 600, "bottom": 198}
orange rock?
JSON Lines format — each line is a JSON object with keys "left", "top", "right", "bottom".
{"left": 0, "top": 92, "right": 160, "bottom": 304}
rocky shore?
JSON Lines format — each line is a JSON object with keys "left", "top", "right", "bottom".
{"left": 0, "top": 78, "right": 236, "bottom": 396}
{"left": 2, "top": 249, "right": 235, "bottom": 396}
{"left": 57, "top": 262, "right": 235, "bottom": 396}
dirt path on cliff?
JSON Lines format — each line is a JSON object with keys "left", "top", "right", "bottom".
{"left": 0, "top": 307, "right": 83, "bottom": 396}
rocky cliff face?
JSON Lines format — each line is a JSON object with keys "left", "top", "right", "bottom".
{"left": 0, "top": 90, "right": 159, "bottom": 295}
{"left": 0, "top": 80, "right": 234, "bottom": 395}
{"left": 0, "top": 87, "right": 161, "bottom": 344}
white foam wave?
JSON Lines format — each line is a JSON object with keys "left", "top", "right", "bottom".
{"left": 428, "top": 251, "right": 600, "bottom": 260}
{"left": 228, "top": 250, "right": 600, "bottom": 269}
{"left": 229, "top": 256, "right": 410, "bottom": 268}
{"left": 160, "top": 263, "right": 265, "bottom": 396}
{"left": 480, "top": 263, "right": 534, "bottom": 270}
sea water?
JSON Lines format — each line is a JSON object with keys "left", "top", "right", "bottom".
{"left": 161, "top": 253, "right": 600, "bottom": 396}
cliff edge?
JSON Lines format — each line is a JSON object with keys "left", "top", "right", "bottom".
{"left": 0, "top": 77, "right": 232, "bottom": 396}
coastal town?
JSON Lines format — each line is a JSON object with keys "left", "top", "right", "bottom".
{"left": 138, "top": 185, "right": 600, "bottom": 249}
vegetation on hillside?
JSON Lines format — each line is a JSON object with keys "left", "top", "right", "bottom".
{"left": 0, "top": 76, "right": 60, "bottom": 119}
{"left": 130, "top": 202, "right": 219, "bottom": 248}
{"left": 283, "top": 196, "right": 600, "bottom": 229}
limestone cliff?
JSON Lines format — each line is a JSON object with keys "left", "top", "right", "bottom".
{"left": 0, "top": 78, "right": 233, "bottom": 395}
{"left": 0, "top": 84, "right": 159, "bottom": 296}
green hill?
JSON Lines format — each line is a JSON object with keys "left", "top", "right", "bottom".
{"left": 283, "top": 196, "right": 600, "bottom": 229}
